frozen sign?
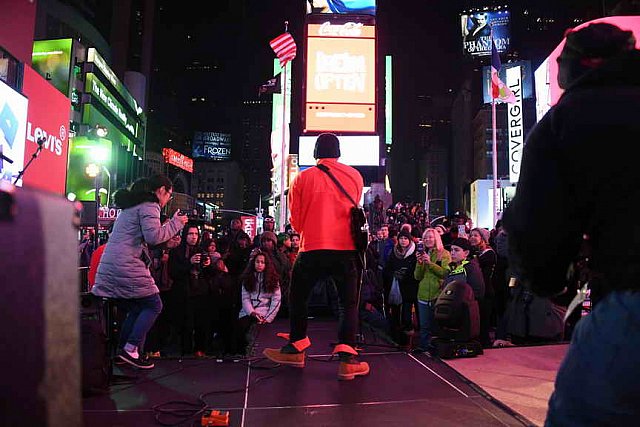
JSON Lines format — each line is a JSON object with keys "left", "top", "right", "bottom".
{"left": 192, "top": 131, "right": 232, "bottom": 161}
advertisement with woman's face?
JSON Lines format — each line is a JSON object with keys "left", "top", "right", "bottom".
{"left": 307, "top": 0, "right": 376, "bottom": 15}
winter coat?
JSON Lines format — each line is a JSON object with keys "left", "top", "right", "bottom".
{"left": 443, "top": 258, "right": 485, "bottom": 300}
{"left": 238, "top": 273, "right": 281, "bottom": 323}
{"left": 92, "top": 202, "right": 184, "bottom": 299}
{"left": 414, "top": 249, "right": 451, "bottom": 302}
{"left": 383, "top": 242, "right": 419, "bottom": 303}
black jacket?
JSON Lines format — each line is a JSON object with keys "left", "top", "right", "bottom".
{"left": 503, "top": 50, "right": 640, "bottom": 297}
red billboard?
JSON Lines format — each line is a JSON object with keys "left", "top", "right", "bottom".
{"left": 162, "top": 148, "right": 193, "bottom": 173}
{"left": 0, "top": 0, "right": 36, "bottom": 64}
{"left": 21, "top": 66, "right": 71, "bottom": 195}
{"left": 241, "top": 216, "right": 257, "bottom": 240}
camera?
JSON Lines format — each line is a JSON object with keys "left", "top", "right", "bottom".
{"left": 416, "top": 240, "right": 425, "bottom": 254}
{"left": 200, "top": 251, "right": 210, "bottom": 266}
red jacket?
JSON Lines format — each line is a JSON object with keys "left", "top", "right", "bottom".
{"left": 288, "top": 158, "right": 363, "bottom": 252}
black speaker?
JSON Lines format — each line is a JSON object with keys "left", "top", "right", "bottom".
{"left": 434, "top": 280, "right": 480, "bottom": 341}
{"left": 80, "top": 293, "right": 112, "bottom": 396}
{"left": 0, "top": 185, "right": 81, "bottom": 426}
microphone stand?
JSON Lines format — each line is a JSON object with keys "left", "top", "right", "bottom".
{"left": 14, "top": 137, "right": 45, "bottom": 185}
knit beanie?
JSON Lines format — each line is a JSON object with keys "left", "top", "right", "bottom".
{"left": 313, "top": 133, "right": 341, "bottom": 159}
{"left": 472, "top": 227, "right": 490, "bottom": 244}
{"left": 397, "top": 229, "right": 412, "bottom": 241}
{"left": 260, "top": 231, "right": 278, "bottom": 246}
{"left": 450, "top": 237, "right": 471, "bottom": 252}
{"left": 558, "top": 23, "right": 636, "bottom": 89}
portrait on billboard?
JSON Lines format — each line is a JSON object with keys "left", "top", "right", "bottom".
{"left": 307, "top": 0, "right": 376, "bottom": 15}
{"left": 461, "top": 9, "right": 510, "bottom": 57}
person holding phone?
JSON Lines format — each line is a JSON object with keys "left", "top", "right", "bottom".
{"left": 414, "top": 228, "right": 451, "bottom": 352}
{"left": 92, "top": 174, "right": 188, "bottom": 369}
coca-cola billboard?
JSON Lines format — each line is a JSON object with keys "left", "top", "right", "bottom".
{"left": 20, "top": 65, "right": 71, "bottom": 195}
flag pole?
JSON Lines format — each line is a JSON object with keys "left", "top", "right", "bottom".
{"left": 491, "top": 29, "right": 499, "bottom": 229}
{"left": 279, "top": 21, "right": 289, "bottom": 232}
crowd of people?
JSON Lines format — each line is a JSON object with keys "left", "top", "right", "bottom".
{"left": 357, "top": 199, "right": 579, "bottom": 352}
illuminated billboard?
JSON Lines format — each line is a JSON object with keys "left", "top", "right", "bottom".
{"left": 298, "top": 135, "right": 379, "bottom": 166}
{"left": 0, "top": 78, "right": 28, "bottom": 185}
{"left": 31, "top": 39, "right": 73, "bottom": 96}
{"left": 85, "top": 73, "right": 140, "bottom": 140}
{"left": 304, "top": 18, "right": 376, "bottom": 133}
{"left": 307, "top": 0, "right": 376, "bottom": 15}
{"left": 460, "top": 9, "right": 510, "bottom": 57}
{"left": 192, "top": 131, "right": 231, "bottom": 161}
{"left": 163, "top": 148, "right": 193, "bottom": 173}
{"left": 21, "top": 66, "right": 71, "bottom": 195}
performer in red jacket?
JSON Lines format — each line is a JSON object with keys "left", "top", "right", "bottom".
{"left": 263, "top": 133, "right": 369, "bottom": 381}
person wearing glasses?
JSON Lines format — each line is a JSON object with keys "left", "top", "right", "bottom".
{"left": 92, "top": 174, "right": 188, "bottom": 369}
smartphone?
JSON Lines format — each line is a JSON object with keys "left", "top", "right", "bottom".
{"left": 458, "top": 225, "right": 467, "bottom": 237}
{"left": 416, "top": 241, "right": 425, "bottom": 254}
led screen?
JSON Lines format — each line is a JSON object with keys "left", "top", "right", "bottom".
{"left": 0, "top": 79, "right": 28, "bottom": 185}
{"left": 192, "top": 131, "right": 232, "bottom": 161}
{"left": 460, "top": 9, "right": 510, "bottom": 57}
{"left": 298, "top": 135, "right": 379, "bottom": 166}
{"left": 31, "top": 39, "right": 73, "bottom": 96}
{"left": 305, "top": 20, "right": 376, "bottom": 133}
{"left": 307, "top": 0, "right": 376, "bottom": 15}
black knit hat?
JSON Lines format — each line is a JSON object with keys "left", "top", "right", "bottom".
{"left": 397, "top": 229, "right": 412, "bottom": 241}
{"left": 558, "top": 23, "right": 636, "bottom": 89}
{"left": 450, "top": 237, "right": 471, "bottom": 252}
{"left": 313, "top": 133, "right": 341, "bottom": 159}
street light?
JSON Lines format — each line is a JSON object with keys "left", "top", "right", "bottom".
{"left": 86, "top": 163, "right": 100, "bottom": 248}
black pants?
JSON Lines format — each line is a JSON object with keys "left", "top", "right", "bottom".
{"left": 289, "top": 250, "right": 361, "bottom": 347}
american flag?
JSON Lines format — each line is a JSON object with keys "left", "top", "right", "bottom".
{"left": 270, "top": 32, "right": 297, "bottom": 67}
{"left": 491, "top": 38, "right": 516, "bottom": 103}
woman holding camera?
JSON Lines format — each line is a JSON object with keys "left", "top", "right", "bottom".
{"left": 414, "top": 228, "right": 451, "bottom": 352}
{"left": 92, "top": 174, "right": 188, "bottom": 369}
{"left": 168, "top": 225, "right": 211, "bottom": 356}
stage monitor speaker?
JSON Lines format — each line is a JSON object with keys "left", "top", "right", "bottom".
{"left": 0, "top": 184, "right": 82, "bottom": 427}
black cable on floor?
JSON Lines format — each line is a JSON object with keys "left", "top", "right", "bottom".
{"left": 151, "top": 362, "right": 281, "bottom": 426}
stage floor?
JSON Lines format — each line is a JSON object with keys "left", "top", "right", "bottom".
{"left": 83, "top": 318, "right": 541, "bottom": 426}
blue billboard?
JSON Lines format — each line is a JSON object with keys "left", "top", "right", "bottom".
{"left": 461, "top": 9, "right": 510, "bottom": 57}
{"left": 307, "top": 0, "right": 376, "bottom": 15}
{"left": 192, "top": 131, "right": 231, "bottom": 161}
